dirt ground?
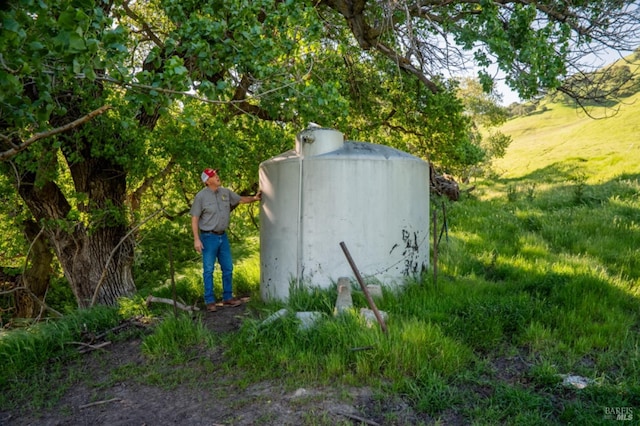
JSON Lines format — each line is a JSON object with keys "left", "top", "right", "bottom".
{"left": 0, "top": 302, "right": 442, "bottom": 426}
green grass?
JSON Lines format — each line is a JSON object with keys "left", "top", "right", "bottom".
{"left": 0, "top": 306, "right": 123, "bottom": 409}
{"left": 2, "top": 97, "right": 640, "bottom": 423}
{"left": 494, "top": 92, "right": 640, "bottom": 183}
{"left": 141, "top": 313, "right": 218, "bottom": 362}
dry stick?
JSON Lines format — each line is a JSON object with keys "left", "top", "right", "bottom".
{"left": 94, "top": 318, "right": 143, "bottom": 341}
{"left": 339, "top": 242, "right": 388, "bottom": 334}
{"left": 79, "top": 398, "right": 121, "bottom": 409}
{"left": 336, "top": 411, "right": 381, "bottom": 426}
{"left": 67, "top": 341, "right": 112, "bottom": 354}
{"left": 0, "top": 284, "right": 63, "bottom": 318}
{"left": 146, "top": 295, "right": 199, "bottom": 312}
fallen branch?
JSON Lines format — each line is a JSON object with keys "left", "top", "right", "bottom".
{"left": 67, "top": 341, "right": 112, "bottom": 354}
{"left": 0, "top": 284, "right": 63, "bottom": 318}
{"left": 146, "top": 295, "right": 200, "bottom": 312}
{"left": 79, "top": 398, "right": 121, "bottom": 409}
{"left": 93, "top": 316, "right": 147, "bottom": 341}
{"left": 336, "top": 411, "right": 381, "bottom": 426}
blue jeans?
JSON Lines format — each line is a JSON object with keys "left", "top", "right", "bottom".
{"left": 201, "top": 232, "right": 234, "bottom": 304}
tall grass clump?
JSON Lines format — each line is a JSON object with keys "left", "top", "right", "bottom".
{"left": 0, "top": 306, "right": 121, "bottom": 409}
{"left": 141, "top": 313, "right": 217, "bottom": 363}
{"left": 0, "top": 307, "right": 120, "bottom": 379}
{"left": 225, "top": 285, "right": 365, "bottom": 383}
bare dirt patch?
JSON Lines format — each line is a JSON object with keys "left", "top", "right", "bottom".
{"left": 0, "top": 303, "right": 434, "bottom": 425}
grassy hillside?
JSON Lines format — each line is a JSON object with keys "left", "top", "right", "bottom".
{"left": 495, "top": 92, "right": 640, "bottom": 184}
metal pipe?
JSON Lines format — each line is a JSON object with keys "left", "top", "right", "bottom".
{"left": 296, "top": 155, "right": 303, "bottom": 288}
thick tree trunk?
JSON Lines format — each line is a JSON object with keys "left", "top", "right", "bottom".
{"left": 16, "top": 149, "right": 136, "bottom": 308}
{"left": 13, "top": 220, "right": 54, "bottom": 317}
{"left": 67, "top": 154, "right": 137, "bottom": 307}
{"left": 60, "top": 226, "right": 136, "bottom": 308}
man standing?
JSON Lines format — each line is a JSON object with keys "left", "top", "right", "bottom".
{"left": 191, "top": 168, "right": 261, "bottom": 312}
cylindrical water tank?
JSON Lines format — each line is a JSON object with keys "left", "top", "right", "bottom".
{"left": 259, "top": 127, "right": 430, "bottom": 301}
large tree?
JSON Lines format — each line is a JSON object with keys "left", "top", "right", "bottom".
{"left": 1, "top": 0, "right": 638, "bottom": 313}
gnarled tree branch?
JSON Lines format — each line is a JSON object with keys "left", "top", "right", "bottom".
{"left": 0, "top": 105, "right": 112, "bottom": 162}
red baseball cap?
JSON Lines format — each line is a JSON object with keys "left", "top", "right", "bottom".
{"left": 201, "top": 168, "right": 218, "bottom": 182}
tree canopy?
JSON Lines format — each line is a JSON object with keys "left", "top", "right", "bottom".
{"left": 1, "top": 0, "right": 639, "bottom": 314}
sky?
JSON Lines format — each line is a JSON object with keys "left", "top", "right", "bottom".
{"left": 497, "top": 83, "right": 521, "bottom": 106}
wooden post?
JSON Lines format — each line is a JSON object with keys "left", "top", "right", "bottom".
{"left": 438, "top": 201, "right": 449, "bottom": 245}
{"left": 339, "top": 242, "right": 388, "bottom": 334}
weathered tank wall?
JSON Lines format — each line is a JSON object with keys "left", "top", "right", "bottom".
{"left": 259, "top": 128, "right": 430, "bottom": 301}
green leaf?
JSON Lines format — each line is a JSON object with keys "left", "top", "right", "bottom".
{"left": 86, "top": 38, "right": 99, "bottom": 53}
{"left": 173, "top": 66, "right": 188, "bottom": 75}
{"left": 57, "top": 10, "right": 77, "bottom": 28}
{"left": 68, "top": 33, "right": 86, "bottom": 52}
{"left": 109, "top": 43, "right": 128, "bottom": 53}
{"left": 83, "top": 67, "right": 97, "bottom": 81}
{"left": 28, "top": 41, "right": 46, "bottom": 50}
{"left": 73, "top": 59, "right": 82, "bottom": 74}
{"left": 2, "top": 17, "right": 21, "bottom": 33}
